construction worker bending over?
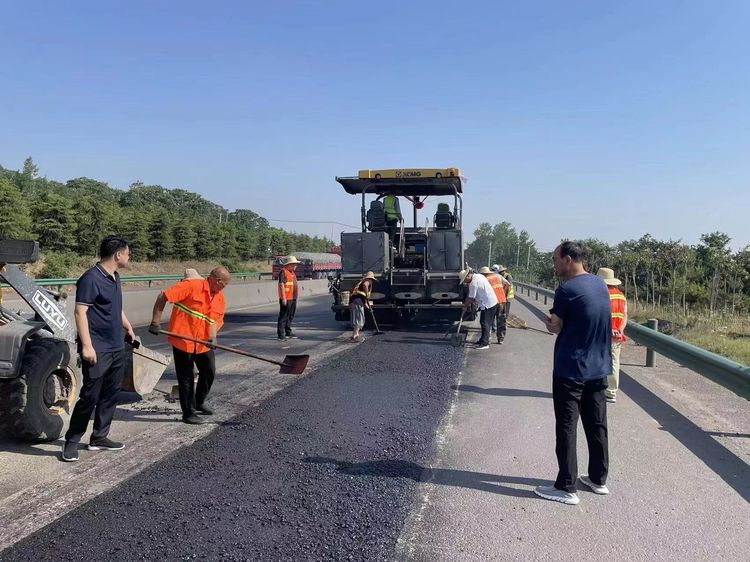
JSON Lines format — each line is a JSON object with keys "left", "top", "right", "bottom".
{"left": 349, "top": 271, "right": 375, "bottom": 342}
{"left": 480, "top": 266, "right": 509, "bottom": 344}
{"left": 277, "top": 256, "right": 300, "bottom": 340}
{"left": 149, "top": 267, "right": 231, "bottom": 424}
{"left": 62, "top": 236, "right": 135, "bottom": 462}
{"left": 459, "top": 268, "right": 498, "bottom": 350}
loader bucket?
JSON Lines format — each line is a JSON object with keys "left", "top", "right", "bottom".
{"left": 121, "top": 342, "right": 172, "bottom": 395}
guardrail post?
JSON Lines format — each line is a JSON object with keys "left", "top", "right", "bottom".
{"left": 544, "top": 295, "right": 548, "bottom": 305}
{"left": 646, "top": 318, "right": 658, "bottom": 367}
{"left": 535, "top": 290, "right": 538, "bottom": 300}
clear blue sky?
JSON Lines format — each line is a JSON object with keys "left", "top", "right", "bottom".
{"left": 2, "top": 1, "right": 749, "bottom": 251}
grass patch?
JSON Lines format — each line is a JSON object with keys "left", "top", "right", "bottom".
{"left": 631, "top": 304, "right": 750, "bottom": 366}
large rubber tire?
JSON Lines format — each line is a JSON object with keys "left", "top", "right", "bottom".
{"left": 0, "top": 338, "right": 80, "bottom": 442}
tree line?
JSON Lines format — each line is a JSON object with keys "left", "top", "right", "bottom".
{"left": 467, "top": 222, "right": 750, "bottom": 315}
{"left": 0, "top": 158, "right": 333, "bottom": 275}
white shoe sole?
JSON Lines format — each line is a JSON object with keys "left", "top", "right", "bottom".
{"left": 579, "top": 476, "right": 609, "bottom": 495}
{"left": 87, "top": 444, "right": 125, "bottom": 451}
{"left": 534, "top": 489, "right": 580, "bottom": 505}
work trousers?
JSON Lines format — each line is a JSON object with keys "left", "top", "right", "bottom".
{"left": 65, "top": 349, "right": 125, "bottom": 444}
{"left": 173, "top": 347, "right": 215, "bottom": 417}
{"left": 553, "top": 376, "right": 609, "bottom": 493}
{"left": 278, "top": 299, "right": 297, "bottom": 337}
{"left": 606, "top": 341, "right": 623, "bottom": 399}
{"left": 504, "top": 299, "right": 512, "bottom": 316}
{"left": 495, "top": 304, "right": 507, "bottom": 341}
{"left": 478, "top": 305, "right": 497, "bottom": 346}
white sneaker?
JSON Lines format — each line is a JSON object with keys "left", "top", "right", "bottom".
{"left": 605, "top": 395, "right": 617, "bottom": 403}
{"left": 578, "top": 475, "right": 609, "bottom": 495}
{"left": 474, "top": 344, "right": 490, "bottom": 350}
{"left": 534, "top": 485, "right": 580, "bottom": 505}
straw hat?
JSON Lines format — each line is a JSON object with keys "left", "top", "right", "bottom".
{"left": 495, "top": 264, "right": 507, "bottom": 272}
{"left": 458, "top": 269, "right": 472, "bottom": 284}
{"left": 596, "top": 267, "right": 621, "bottom": 286}
{"left": 363, "top": 271, "right": 376, "bottom": 280}
{"left": 479, "top": 266, "right": 492, "bottom": 274}
{"left": 284, "top": 255, "right": 300, "bottom": 265}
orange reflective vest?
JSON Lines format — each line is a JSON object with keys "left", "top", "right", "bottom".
{"left": 164, "top": 279, "right": 226, "bottom": 354}
{"left": 485, "top": 273, "right": 507, "bottom": 304}
{"left": 609, "top": 287, "right": 627, "bottom": 342}
{"left": 278, "top": 269, "right": 298, "bottom": 301}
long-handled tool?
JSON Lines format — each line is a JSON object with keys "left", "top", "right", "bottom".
{"left": 159, "top": 330, "right": 310, "bottom": 374}
{"left": 368, "top": 307, "right": 384, "bottom": 335}
{"left": 507, "top": 314, "right": 553, "bottom": 336}
{"left": 450, "top": 313, "right": 467, "bottom": 347}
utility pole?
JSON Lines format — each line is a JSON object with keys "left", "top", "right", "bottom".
{"left": 487, "top": 241, "right": 492, "bottom": 267}
{"left": 526, "top": 244, "right": 531, "bottom": 270}
{"left": 516, "top": 243, "right": 521, "bottom": 266}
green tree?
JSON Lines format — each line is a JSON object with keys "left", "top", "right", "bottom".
{"left": 0, "top": 178, "right": 32, "bottom": 239}
{"left": 30, "top": 192, "right": 77, "bottom": 251}
{"left": 172, "top": 219, "right": 196, "bottom": 260}
{"left": 148, "top": 211, "right": 174, "bottom": 260}
{"left": 122, "top": 209, "right": 152, "bottom": 261}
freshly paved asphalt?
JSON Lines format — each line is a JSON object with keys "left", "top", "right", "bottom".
{"left": 2, "top": 294, "right": 749, "bottom": 561}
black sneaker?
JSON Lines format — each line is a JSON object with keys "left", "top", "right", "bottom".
{"left": 61, "top": 441, "right": 79, "bottom": 462}
{"left": 497, "top": 338, "right": 504, "bottom": 345}
{"left": 195, "top": 404, "right": 214, "bottom": 415}
{"left": 277, "top": 335, "right": 287, "bottom": 340}
{"left": 88, "top": 437, "right": 125, "bottom": 451}
{"left": 182, "top": 414, "right": 205, "bottom": 425}
{"left": 286, "top": 332, "right": 298, "bottom": 339}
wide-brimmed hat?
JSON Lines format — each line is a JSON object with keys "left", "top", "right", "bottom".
{"left": 597, "top": 267, "right": 621, "bottom": 286}
{"left": 284, "top": 255, "right": 300, "bottom": 265}
{"left": 495, "top": 264, "right": 507, "bottom": 272}
{"left": 479, "top": 266, "right": 492, "bottom": 274}
{"left": 363, "top": 271, "right": 376, "bottom": 280}
{"left": 458, "top": 269, "right": 472, "bottom": 284}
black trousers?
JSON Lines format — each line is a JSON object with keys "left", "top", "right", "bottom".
{"left": 553, "top": 376, "right": 609, "bottom": 493}
{"left": 65, "top": 349, "right": 125, "bottom": 443}
{"left": 173, "top": 347, "right": 216, "bottom": 417}
{"left": 278, "top": 299, "right": 297, "bottom": 337}
{"left": 478, "top": 305, "right": 497, "bottom": 345}
{"left": 495, "top": 304, "right": 507, "bottom": 340}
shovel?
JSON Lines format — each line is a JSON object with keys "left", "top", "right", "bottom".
{"left": 450, "top": 314, "right": 467, "bottom": 347}
{"left": 159, "top": 330, "right": 310, "bottom": 374}
{"left": 368, "top": 307, "right": 384, "bottom": 335}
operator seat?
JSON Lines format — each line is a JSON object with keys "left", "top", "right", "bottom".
{"left": 434, "top": 202, "right": 455, "bottom": 229}
{"left": 366, "top": 200, "right": 386, "bottom": 231}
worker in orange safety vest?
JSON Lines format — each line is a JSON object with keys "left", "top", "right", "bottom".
{"left": 480, "top": 266, "right": 510, "bottom": 344}
{"left": 597, "top": 267, "right": 627, "bottom": 404}
{"left": 277, "top": 256, "right": 300, "bottom": 340}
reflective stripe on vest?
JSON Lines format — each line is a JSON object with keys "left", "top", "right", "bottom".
{"left": 609, "top": 287, "right": 627, "bottom": 341}
{"left": 502, "top": 272, "right": 514, "bottom": 299}
{"left": 278, "top": 270, "right": 297, "bottom": 300}
{"left": 173, "top": 302, "right": 216, "bottom": 325}
{"left": 485, "top": 273, "right": 507, "bottom": 303}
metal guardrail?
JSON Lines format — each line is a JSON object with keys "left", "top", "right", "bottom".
{"left": 1, "top": 271, "right": 270, "bottom": 290}
{"left": 514, "top": 281, "right": 750, "bottom": 388}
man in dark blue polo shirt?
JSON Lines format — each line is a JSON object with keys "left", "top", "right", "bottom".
{"left": 535, "top": 241, "right": 612, "bottom": 505}
{"left": 62, "top": 236, "right": 136, "bottom": 462}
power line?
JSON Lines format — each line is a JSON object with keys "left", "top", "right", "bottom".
{"left": 267, "top": 219, "right": 360, "bottom": 229}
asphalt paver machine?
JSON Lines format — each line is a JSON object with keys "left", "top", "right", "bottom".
{"left": 0, "top": 240, "right": 169, "bottom": 442}
{"left": 331, "top": 168, "right": 468, "bottom": 324}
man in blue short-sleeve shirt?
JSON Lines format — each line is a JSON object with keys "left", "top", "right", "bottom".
{"left": 535, "top": 241, "right": 612, "bottom": 505}
{"left": 62, "top": 236, "right": 136, "bottom": 462}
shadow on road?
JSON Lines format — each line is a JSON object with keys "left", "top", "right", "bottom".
{"left": 452, "top": 384, "right": 552, "bottom": 398}
{"left": 304, "top": 456, "right": 548, "bottom": 498}
{"left": 622, "top": 370, "right": 750, "bottom": 503}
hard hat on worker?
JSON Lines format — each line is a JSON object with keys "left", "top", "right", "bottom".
{"left": 493, "top": 264, "right": 507, "bottom": 272}
{"left": 596, "top": 267, "right": 622, "bottom": 286}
